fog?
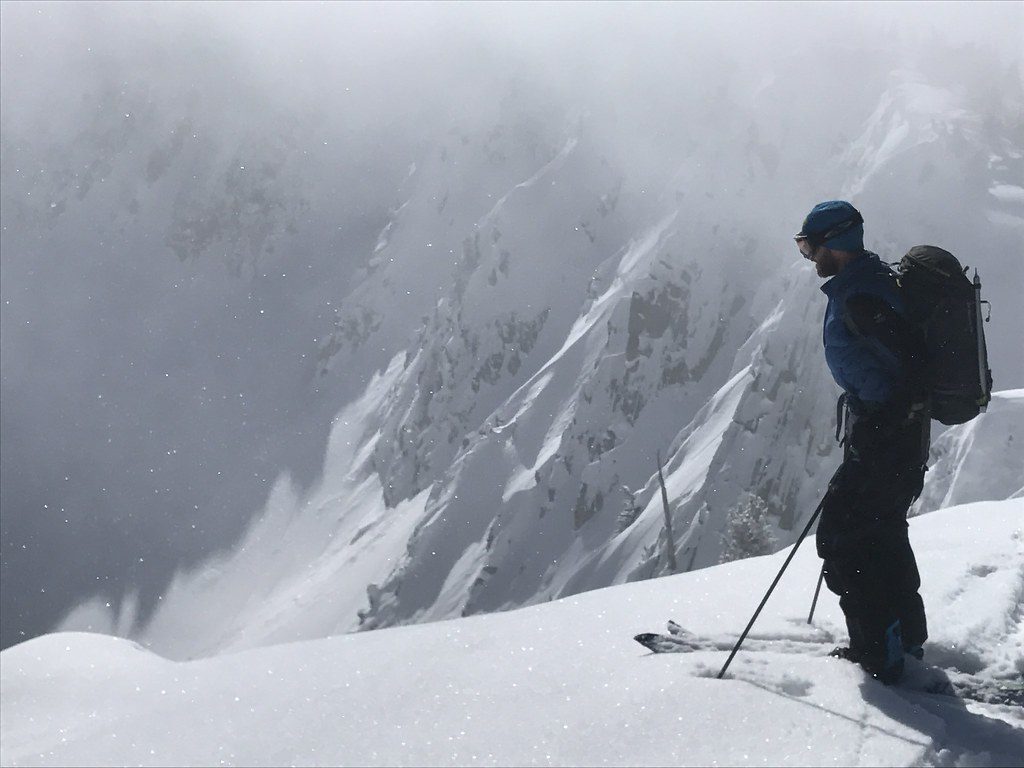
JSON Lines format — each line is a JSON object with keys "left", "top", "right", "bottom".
{"left": 1, "top": 1, "right": 1021, "bottom": 649}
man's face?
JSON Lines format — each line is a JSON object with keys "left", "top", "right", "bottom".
{"left": 798, "top": 239, "right": 839, "bottom": 278}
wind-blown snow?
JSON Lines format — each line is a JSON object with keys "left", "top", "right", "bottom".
{"left": 4, "top": 500, "right": 1021, "bottom": 767}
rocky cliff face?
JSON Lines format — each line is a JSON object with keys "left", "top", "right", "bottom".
{"left": 349, "top": 64, "right": 1024, "bottom": 632}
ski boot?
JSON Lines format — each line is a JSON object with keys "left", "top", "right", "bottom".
{"left": 829, "top": 621, "right": 906, "bottom": 685}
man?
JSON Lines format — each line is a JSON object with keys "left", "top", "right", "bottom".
{"left": 796, "top": 200, "right": 930, "bottom": 685}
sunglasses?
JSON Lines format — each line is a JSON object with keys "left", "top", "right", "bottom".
{"left": 796, "top": 239, "right": 816, "bottom": 260}
{"left": 794, "top": 211, "right": 863, "bottom": 255}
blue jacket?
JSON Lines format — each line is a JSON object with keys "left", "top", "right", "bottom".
{"left": 821, "top": 252, "right": 908, "bottom": 408}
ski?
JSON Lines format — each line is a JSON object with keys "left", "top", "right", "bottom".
{"left": 635, "top": 620, "right": 1024, "bottom": 707}
{"left": 634, "top": 619, "right": 832, "bottom": 656}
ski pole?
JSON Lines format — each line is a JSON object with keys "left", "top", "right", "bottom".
{"left": 807, "top": 563, "right": 825, "bottom": 624}
{"left": 717, "top": 496, "right": 826, "bottom": 679}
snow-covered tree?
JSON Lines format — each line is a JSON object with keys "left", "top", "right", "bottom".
{"left": 616, "top": 485, "right": 643, "bottom": 533}
{"left": 719, "top": 493, "right": 778, "bottom": 563}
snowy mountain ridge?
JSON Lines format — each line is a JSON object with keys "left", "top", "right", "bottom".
{"left": 52, "top": 59, "right": 1024, "bottom": 659}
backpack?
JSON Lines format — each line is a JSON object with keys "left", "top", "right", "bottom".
{"left": 895, "top": 245, "right": 993, "bottom": 425}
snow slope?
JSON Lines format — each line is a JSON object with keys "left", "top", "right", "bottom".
{"left": 913, "top": 390, "right": 1024, "bottom": 516}
{"left": 6, "top": 500, "right": 1022, "bottom": 767}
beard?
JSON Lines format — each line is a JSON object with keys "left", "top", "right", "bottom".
{"left": 813, "top": 251, "right": 838, "bottom": 277}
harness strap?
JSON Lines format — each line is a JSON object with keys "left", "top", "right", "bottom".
{"left": 835, "top": 392, "right": 848, "bottom": 445}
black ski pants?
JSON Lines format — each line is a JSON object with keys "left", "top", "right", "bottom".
{"left": 815, "top": 406, "right": 929, "bottom": 659}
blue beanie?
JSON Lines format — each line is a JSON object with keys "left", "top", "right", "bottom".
{"left": 796, "top": 200, "right": 864, "bottom": 251}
